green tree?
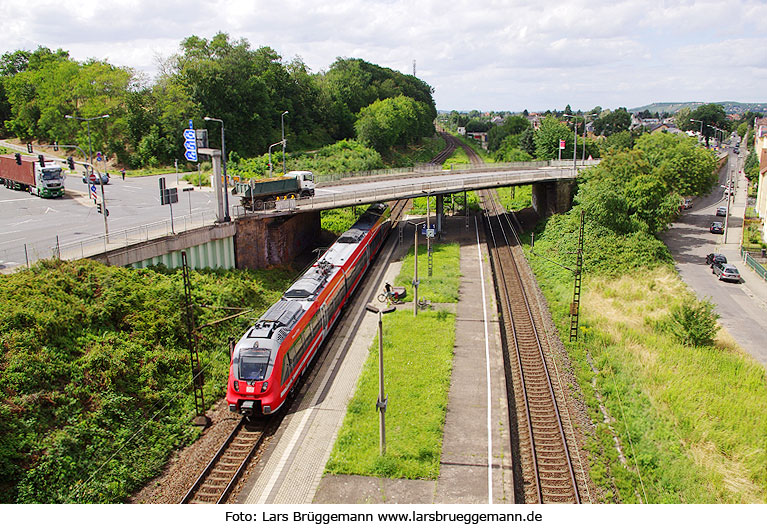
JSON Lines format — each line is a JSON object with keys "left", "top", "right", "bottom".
{"left": 635, "top": 133, "right": 717, "bottom": 196}
{"left": 487, "top": 115, "right": 530, "bottom": 152}
{"left": 354, "top": 95, "right": 433, "bottom": 151}
{"left": 592, "top": 107, "right": 632, "bottom": 136}
{"left": 534, "top": 116, "right": 573, "bottom": 160}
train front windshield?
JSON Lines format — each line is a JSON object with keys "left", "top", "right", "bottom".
{"left": 237, "top": 348, "right": 271, "bottom": 381}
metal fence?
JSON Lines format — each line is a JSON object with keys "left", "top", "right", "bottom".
{"left": 0, "top": 210, "right": 216, "bottom": 273}
{"left": 742, "top": 248, "right": 767, "bottom": 281}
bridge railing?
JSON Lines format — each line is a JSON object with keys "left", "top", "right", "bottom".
{"left": 232, "top": 166, "right": 577, "bottom": 218}
{"left": 0, "top": 210, "right": 217, "bottom": 273}
{"left": 314, "top": 159, "right": 598, "bottom": 187}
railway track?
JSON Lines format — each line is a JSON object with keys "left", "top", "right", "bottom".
{"left": 180, "top": 416, "right": 266, "bottom": 503}
{"left": 480, "top": 189, "right": 580, "bottom": 504}
{"left": 180, "top": 199, "right": 409, "bottom": 504}
{"left": 429, "top": 132, "right": 460, "bottom": 165}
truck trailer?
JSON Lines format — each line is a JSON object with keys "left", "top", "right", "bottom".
{"left": 238, "top": 170, "right": 315, "bottom": 209}
{"left": 0, "top": 154, "right": 65, "bottom": 198}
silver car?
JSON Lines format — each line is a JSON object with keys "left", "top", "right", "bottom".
{"left": 712, "top": 262, "right": 741, "bottom": 283}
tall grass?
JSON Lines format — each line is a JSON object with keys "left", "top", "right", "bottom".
{"left": 526, "top": 258, "right": 767, "bottom": 503}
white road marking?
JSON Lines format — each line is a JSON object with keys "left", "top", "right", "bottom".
{"left": 474, "top": 216, "right": 493, "bottom": 504}
{"left": 44, "top": 207, "right": 58, "bottom": 213}
{"left": 10, "top": 219, "right": 33, "bottom": 227}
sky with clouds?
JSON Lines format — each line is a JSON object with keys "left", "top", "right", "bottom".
{"left": 2, "top": 0, "right": 767, "bottom": 112}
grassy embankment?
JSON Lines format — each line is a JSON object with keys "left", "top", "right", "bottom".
{"left": 325, "top": 243, "right": 459, "bottom": 478}
{"left": 524, "top": 223, "right": 767, "bottom": 503}
{"left": 0, "top": 260, "right": 295, "bottom": 503}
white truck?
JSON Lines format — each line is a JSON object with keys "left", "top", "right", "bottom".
{"left": 0, "top": 154, "right": 65, "bottom": 198}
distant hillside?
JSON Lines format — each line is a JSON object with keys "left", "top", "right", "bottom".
{"left": 630, "top": 101, "right": 767, "bottom": 115}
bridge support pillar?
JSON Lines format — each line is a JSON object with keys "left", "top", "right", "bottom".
{"left": 531, "top": 180, "right": 574, "bottom": 216}
{"left": 235, "top": 211, "right": 321, "bottom": 270}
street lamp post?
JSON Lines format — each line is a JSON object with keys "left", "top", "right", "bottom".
{"left": 365, "top": 303, "right": 396, "bottom": 456}
{"left": 204, "top": 117, "right": 230, "bottom": 222}
{"left": 690, "top": 119, "right": 704, "bottom": 143}
{"left": 582, "top": 113, "right": 597, "bottom": 163}
{"left": 281, "top": 111, "right": 289, "bottom": 174}
{"left": 563, "top": 114, "right": 577, "bottom": 173}
{"left": 65, "top": 113, "right": 109, "bottom": 172}
{"left": 268, "top": 140, "right": 285, "bottom": 179}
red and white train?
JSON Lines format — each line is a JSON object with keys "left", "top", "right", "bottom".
{"left": 227, "top": 202, "right": 392, "bottom": 415}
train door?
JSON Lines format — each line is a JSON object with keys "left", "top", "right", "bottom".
{"left": 320, "top": 304, "right": 328, "bottom": 333}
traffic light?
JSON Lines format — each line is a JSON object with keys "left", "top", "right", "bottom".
{"left": 96, "top": 203, "right": 102, "bottom": 214}
{"left": 26, "top": 143, "right": 32, "bottom": 153}
{"left": 38, "top": 154, "right": 45, "bottom": 168}
{"left": 14, "top": 153, "right": 21, "bottom": 165}
{"left": 53, "top": 141, "right": 59, "bottom": 152}
{"left": 66, "top": 156, "right": 75, "bottom": 170}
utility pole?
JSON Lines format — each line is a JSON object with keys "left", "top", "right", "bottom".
{"left": 569, "top": 210, "right": 585, "bottom": 342}
{"left": 182, "top": 251, "right": 209, "bottom": 427}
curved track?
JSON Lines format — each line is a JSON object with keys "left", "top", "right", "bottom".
{"left": 480, "top": 190, "right": 580, "bottom": 504}
{"left": 429, "top": 132, "right": 461, "bottom": 165}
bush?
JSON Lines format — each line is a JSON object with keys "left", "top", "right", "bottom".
{"left": 665, "top": 297, "right": 720, "bottom": 347}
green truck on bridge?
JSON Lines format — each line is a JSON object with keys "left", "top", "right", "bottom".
{"left": 237, "top": 171, "right": 315, "bottom": 209}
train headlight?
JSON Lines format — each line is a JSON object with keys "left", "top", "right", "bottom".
{"left": 261, "top": 381, "right": 269, "bottom": 392}
{"left": 233, "top": 380, "right": 239, "bottom": 392}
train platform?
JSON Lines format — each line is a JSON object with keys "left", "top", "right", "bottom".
{"left": 238, "top": 214, "right": 512, "bottom": 504}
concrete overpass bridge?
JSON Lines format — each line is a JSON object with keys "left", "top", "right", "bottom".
{"left": 80, "top": 161, "right": 594, "bottom": 271}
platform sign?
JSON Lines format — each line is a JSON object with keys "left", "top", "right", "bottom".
{"left": 183, "top": 128, "right": 198, "bottom": 162}
{"left": 559, "top": 139, "right": 565, "bottom": 150}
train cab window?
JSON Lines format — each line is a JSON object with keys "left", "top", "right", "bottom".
{"left": 236, "top": 348, "right": 271, "bottom": 382}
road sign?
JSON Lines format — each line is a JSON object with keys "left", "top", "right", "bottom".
{"left": 559, "top": 139, "right": 565, "bottom": 150}
{"left": 183, "top": 128, "right": 198, "bottom": 162}
{"left": 90, "top": 184, "right": 97, "bottom": 201}
{"left": 96, "top": 151, "right": 102, "bottom": 162}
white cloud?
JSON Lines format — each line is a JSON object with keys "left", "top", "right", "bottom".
{"left": 1, "top": 0, "right": 766, "bottom": 110}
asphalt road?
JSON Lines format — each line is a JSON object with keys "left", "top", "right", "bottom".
{"left": 0, "top": 171, "right": 227, "bottom": 268}
{"left": 663, "top": 144, "right": 767, "bottom": 366}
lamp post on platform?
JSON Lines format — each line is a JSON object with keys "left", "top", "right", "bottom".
{"left": 365, "top": 303, "right": 396, "bottom": 456}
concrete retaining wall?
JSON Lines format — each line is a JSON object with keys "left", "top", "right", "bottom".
{"left": 235, "top": 211, "right": 320, "bottom": 269}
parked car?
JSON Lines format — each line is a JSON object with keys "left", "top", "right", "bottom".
{"left": 716, "top": 206, "right": 727, "bottom": 216}
{"left": 705, "top": 253, "right": 727, "bottom": 266}
{"left": 681, "top": 198, "right": 693, "bottom": 210}
{"left": 710, "top": 222, "right": 724, "bottom": 234}
{"left": 712, "top": 262, "right": 741, "bottom": 282}
{"left": 82, "top": 172, "right": 109, "bottom": 185}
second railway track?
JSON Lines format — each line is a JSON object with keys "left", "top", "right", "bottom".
{"left": 480, "top": 189, "right": 581, "bottom": 504}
